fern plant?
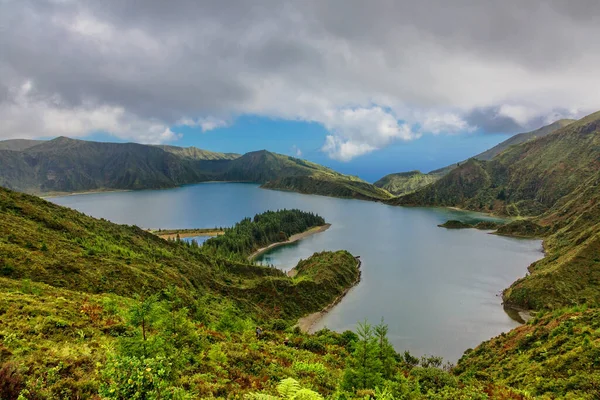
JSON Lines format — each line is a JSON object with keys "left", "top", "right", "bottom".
{"left": 245, "top": 378, "right": 323, "bottom": 400}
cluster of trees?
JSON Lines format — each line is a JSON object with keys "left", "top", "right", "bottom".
{"left": 202, "top": 209, "right": 325, "bottom": 261}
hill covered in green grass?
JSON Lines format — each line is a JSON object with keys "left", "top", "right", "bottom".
{"left": 374, "top": 119, "right": 575, "bottom": 194}
{"left": 392, "top": 111, "right": 599, "bottom": 216}
{"left": 373, "top": 171, "right": 438, "bottom": 196}
{"left": 0, "top": 138, "right": 389, "bottom": 200}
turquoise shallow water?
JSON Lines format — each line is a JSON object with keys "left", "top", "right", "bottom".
{"left": 51, "top": 183, "right": 543, "bottom": 362}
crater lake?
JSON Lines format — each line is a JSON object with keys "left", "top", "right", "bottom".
{"left": 50, "top": 182, "right": 543, "bottom": 362}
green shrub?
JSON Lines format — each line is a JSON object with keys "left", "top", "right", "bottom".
{"left": 271, "top": 319, "right": 288, "bottom": 331}
{"left": 301, "top": 338, "right": 326, "bottom": 354}
{"left": 410, "top": 367, "right": 457, "bottom": 394}
{"left": 0, "top": 263, "right": 15, "bottom": 277}
{"left": 99, "top": 355, "right": 186, "bottom": 400}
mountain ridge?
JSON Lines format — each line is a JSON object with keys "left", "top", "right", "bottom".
{"left": 373, "top": 119, "right": 576, "bottom": 195}
{"left": 0, "top": 137, "right": 390, "bottom": 200}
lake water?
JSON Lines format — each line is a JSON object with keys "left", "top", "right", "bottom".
{"left": 51, "top": 183, "right": 543, "bottom": 362}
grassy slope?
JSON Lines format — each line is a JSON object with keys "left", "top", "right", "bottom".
{"left": 373, "top": 171, "right": 438, "bottom": 196}
{"left": 226, "top": 150, "right": 392, "bottom": 200}
{"left": 0, "top": 187, "right": 360, "bottom": 321}
{"left": 0, "top": 187, "right": 367, "bottom": 397}
{"left": 375, "top": 120, "right": 573, "bottom": 190}
{"left": 393, "top": 112, "right": 600, "bottom": 217}
{"left": 475, "top": 119, "right": 575, "bottom": 161}
{"left": 455, "top": 306, "right": 600, "bottom": 399}
{"left": 429, "top": 119, "right": 575, "bottom": 176}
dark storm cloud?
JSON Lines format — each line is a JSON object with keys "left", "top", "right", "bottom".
{"left": 1, "top": 0, "right": 599, "bottom": 155}
{"left": 465, "top": 108, "right": 523, "bottom": 134}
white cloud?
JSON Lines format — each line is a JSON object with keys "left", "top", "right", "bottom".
{"left": 0, "top": 81, "right": 178, "bottom": 143}
{"left": 2, "top": 1, "right": 600, "bottom": 155}
{"left": 420, "top": 112, "right": 474, "bottom": 135}
{"left": 291, "top": 145, "right": 302, "bottom": 157}
{"left": 177, "top": 117, "right": 229, "bottom": 132}
{"left": 497, "top": 105, "right": 540, "bottom": 126}
{"left": 319, "top": 107, "right": 419, "bottom": 161}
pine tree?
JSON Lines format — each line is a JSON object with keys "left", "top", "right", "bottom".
{"left": 121, "top": 293, "right": 162, "bottom": 358}
{"left": 342, "top": 320, "right": 383, "bottom": 390}
{"left": 374, "top": 318, "right": 397, "bottom": 379}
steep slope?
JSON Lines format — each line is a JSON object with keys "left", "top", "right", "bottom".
{"left": 475, "top": 118, "right": 575, "bottom": 161}
{"left": 392, "top": 111, "right": 600, "bottom": 217}
{"left": 429, "top": 118, "right": 575, "bottom": 176}
{"left": 373, "top": 170, "right": 438, "bottom": 196}
{"left": 0, "top": 137, "right": 211, "bottom": 194}
{"left": 456, "top": 305, "right": 600, "bottom": 399}
{"left": 502, "top": 169, "right": 600, "bottom": 310}
{"left": 0, "top": 187, "right": 361, "bottom": 319}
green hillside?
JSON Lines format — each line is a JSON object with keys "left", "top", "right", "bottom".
{"left": 389, "top": 111, "right": 600, "bottom": 313}
{"left": 0, "top": 138, "right": 387, "bottom": 200}
{"left": 262, "top": 175, "right": 393, "bottom": 201}
{"left": 455, "top": 305, "right": 600, "bottom": 398}
{"left": 0, "top": 137, "right": 209, "bottom": 194}
{"left": 392, "top": 112, "right": 600, "bottom": 217}
{"left": 375, "top": 119, "right": 574, "bottom": 190}
{"left": 373, "top": 171, "right": 438, "bottom": 196}
{"left": 0, "top": 187, "right": 370, "bottom": 397}
{"left": 1, "top": 187, "right": 518, "bottom": 399}
{"left": 475, "top": 119, "right": 575, "bottom": 161}
{"left": 429, "top": 118, "right": 575, "bottom": 176}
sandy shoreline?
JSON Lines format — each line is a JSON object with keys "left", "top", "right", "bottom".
{"left": 247, "top": 224, "right": 331, "bottom": 261}
{"left": 41, "top": 189, "right": 132, "bottom": 199}
{"left": 154, "top": 230, "right": 224, "bottom": 240}
{"left": 296, "top": 257, "right": 362, "bottom": 333}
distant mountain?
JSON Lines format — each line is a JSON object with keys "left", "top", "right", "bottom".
{"left": 0, "top": 139, "right": 44, "bottom": 151}
{"left": 375, "top": 119, "right": 576, "bottom": 193}
{"left": 0, "top": 137, "right": 209, "bottom": 194}
{"left": 373, "top": 170, "right": 438, "bottom": 196}
{"left": 391, "top": 112, "right": 598, "bottom": 216}
{"left": 430, "top": 118, "right": 576, "bottom": 176}
{"left": 0, "top": 137, "right": 389, "bottom": 200}
{"left": 152, "top": 144, "right": 240, "bottom": 160}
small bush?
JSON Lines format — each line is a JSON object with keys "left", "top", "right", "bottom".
{"left": 0, "top": 263, "right": 15, "bottom": 277}
{"left": 271, "top": 319, "right": 288, "bottom": 331}
{"left": 410, "top": 367, "right": 457, "bottom": 393}
{"left": 301, "top": 338, "right": 326, "bottom": 354}
{"left": 0, "top": 363, "right": 24, "bottom": 400}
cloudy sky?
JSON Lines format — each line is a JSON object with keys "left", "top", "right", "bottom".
{"left": 2, "top": 0, "right": 600, "bottom": 179}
